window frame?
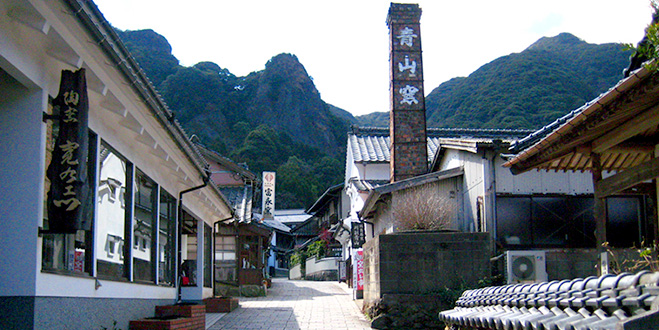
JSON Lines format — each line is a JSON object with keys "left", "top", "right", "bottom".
{"left": 41, "top": 110, "right": 98, "bottom": 276}
{"left": 496, "top": 194, "right": 649, "bottom": 249}
{"left": 95, "top": 141, "right": 133, "bottom": 281}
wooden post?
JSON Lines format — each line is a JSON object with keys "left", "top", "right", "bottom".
{"left": 591, "top": 153, "right": 607, "bottom": 275}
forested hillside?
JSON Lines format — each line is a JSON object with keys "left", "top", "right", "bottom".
{"left": 117, "top": 30, "right": 347, "bottom": 208}
{"left": 117, "top": 29, "right": 632, "bottom": 208}
{"left": 357, "top": 33, "right": 632, "bottom": 129}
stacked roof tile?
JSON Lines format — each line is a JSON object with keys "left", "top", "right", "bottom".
{"left": 439, "top": 271, "right": 659, "bottom": 330}
{"left": 348, "top": 127, "right": 534, "bottom": 163}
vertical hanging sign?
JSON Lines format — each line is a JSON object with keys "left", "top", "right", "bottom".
{"left": 354, "top": 249, "right": 364, "bottom": 291}
{"left": 351, "top": 222, "right": 366, "bottom": 248}
{"left": 46, "top": 68, "right": 91, "bottom": 233}
{"left": 261, "top": 171, "right": 276, "bottom": 220}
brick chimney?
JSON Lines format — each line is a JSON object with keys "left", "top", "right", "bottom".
{"left": 387, "top": 3, "right": 428, "bottom": 183}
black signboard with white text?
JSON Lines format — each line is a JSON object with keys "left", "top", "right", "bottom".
{"left": 351, "top": 222, "right": 366, "bottom": 248}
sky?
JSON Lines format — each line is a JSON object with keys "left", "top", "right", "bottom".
{"left": 94, "top": 0, "right": 654, "bottom": 117}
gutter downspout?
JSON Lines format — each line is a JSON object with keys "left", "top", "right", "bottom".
{"left": 177, "top": 172, "right": 211, "bottom": 303}
{"left": 490, "top": 151, "right": 498, "bottom": 253}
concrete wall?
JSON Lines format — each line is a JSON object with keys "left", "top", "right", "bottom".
{"left": 363, "top": 232, "right": 491, "bottom": 304}
{"left": 289, "top": 264, "right": 303, "bottom": 280}
{"left": 0, "top": 296, "right": 172, "bottom": 330}
{"left": 305, "top": 257, "right": 339, "bottom": 281}
{"left": 0, "top": 68, "right": 43, "bottom": 298}
{"left": 34, "top": 297, "right": 171, "bottom": 330}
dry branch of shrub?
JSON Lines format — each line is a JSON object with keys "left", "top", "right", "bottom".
{"left": 392, "top": 184, "right": 453, "bottom": 231}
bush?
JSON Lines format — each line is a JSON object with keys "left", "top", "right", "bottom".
{"left": 306, "top": 240, "right": 327, "bottom": 259}
{"left": 392, "top": 183, "right": 454, "bottom": 231}
{"left": 290, "top": 250, "right": 307, "bottom": 267}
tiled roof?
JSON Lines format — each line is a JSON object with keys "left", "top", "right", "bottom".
{"left": 274, "top": 209, "right": 311, "bottom": 223}
{"left": 254, "top": 209, "right": 311, "bottom": 224}
{"left": 348, "top": 126, "right": 533, "bottom": 163}
{"left": 350, "top": 179, "right": 390, "bottom": 192}
{"left": 261, "top": 219, "right": 291, "bottom": 233}
{"left": 289, "top": 217, "right": 320, "bottom": 236}
{"left": 306, "top": 183, "right": 344, "bottom": 214}
{"left": 439, "top": 271, "right": 659, "bottom": 330}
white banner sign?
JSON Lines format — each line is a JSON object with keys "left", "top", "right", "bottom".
{"left": 262, "top": 171, "right": 276, "bottom": 219}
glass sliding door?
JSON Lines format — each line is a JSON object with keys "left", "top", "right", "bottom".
{"left": 96, "top": 142, "right": 130, "bottom": 279}
{"left": 133, "top": 169, "right": 157, "bottom": 282}
{"left": 159, "top": 190, "right": 177, "bottom": 286}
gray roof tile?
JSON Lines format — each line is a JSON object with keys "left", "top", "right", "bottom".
{"left": 348, "top": 126, "right": 533, "bottom": 163}
{"left": 439, "top": 271, "right": 659, "bottom": 330}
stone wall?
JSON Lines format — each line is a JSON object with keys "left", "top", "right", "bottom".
{"left": 363, "top": 231, "right": 491, "bottom": 304}
{"left": 363, "top": 231, "right": 491, "bottom": 329}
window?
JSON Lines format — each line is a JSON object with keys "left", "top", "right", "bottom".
{"left": 497, "top": 195, "right": 648, "bottom": 249}
{"left": 42, "top": 106, "right": 96, "bottom": 275}
{"left": 215, "top": 236, "right": 236, "bottom": 261}
{"left": 496, "top": 197, "right": 532, "bottom": 246}
{"left": 159, "top": 190, "right": 176, "bottom": 286}
{"left": 133, "top": 170, "right": 156, "bottom": 282}
{"left": 241, "top": 236, "right": 260, "bottom": 269}
{"left": 607, "top": 197, "right": 644, "bottom": 248}
{"left": 204, "top": 224, "right": 213, "bottom": 288}
{"left": 96, "top": 143, "right": 131, "bottom": 279}
{"left": 215, "top": 235, "right": 237, "bottom": 284}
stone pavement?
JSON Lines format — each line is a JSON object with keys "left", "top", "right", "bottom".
{"left": 207, "top": 278, "right": 371, "bottom": 330}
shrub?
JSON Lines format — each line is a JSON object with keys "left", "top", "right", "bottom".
{"left": 306, "top": 240, "right": 327, "bottom": 259}
{"left": 604, "top": 241, "right": 659, "bottom": 274}
{"left": 392, "top": 183, "right": 454, "bottom": 231}
{"left": 290, "top": 250, "right": 307, "bottom": 267}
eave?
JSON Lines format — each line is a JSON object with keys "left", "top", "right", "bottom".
{"left": 504, "top": 65, "right": 659, "bottom": 175}
{"left": 360, "top": 166, "right": 464, "bottom": 219}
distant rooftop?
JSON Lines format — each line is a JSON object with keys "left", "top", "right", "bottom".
{"left": 260, "top": 218, "right": 291, "bottom": 233}
{"left": 348, "top": 126, "right": 534, "bottom": 163}
{"left": 255, "top": 209, "right": 311, "bottom": 224}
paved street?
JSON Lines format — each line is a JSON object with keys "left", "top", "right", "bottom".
{"left": 207, "top": 279, "right": 371, "bottom": 330}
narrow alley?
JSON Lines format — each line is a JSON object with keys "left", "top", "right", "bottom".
{"left": 207, "top": 279, "right": 371, "bottom": 330}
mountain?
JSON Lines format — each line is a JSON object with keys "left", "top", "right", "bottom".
{"left": 157, "top": 53, "right": 350, "bottom": 156}
{"left": 356, "top": 111, "right": 389, "bottom": 127}
{"left": 115, "top": 29, "right": 180, "bottom": 88}
{"left": 117, "top": 29, "right": 632, "bottom": 208}
{"left": 117, "top": 29, "right": 349, "bottom": 208}
{"left": 424, "top": 33, "right": 632, "bottom": 129}
{"left": 356, "top": 33, "right": 632, "bottom": 129}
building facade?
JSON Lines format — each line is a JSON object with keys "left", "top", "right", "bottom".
{"left": 0, "top": 0, "right": 233, "bottom": 328}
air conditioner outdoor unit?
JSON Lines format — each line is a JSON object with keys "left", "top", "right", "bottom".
{"left": 506, "top": 250, "right": 548, "bottom": 284}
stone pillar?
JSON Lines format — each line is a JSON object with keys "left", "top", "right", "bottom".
{"left": 387, "top": 3, "right": 428, "bottom": 182}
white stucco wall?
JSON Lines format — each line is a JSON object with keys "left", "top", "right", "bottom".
{"left": 437, "top": 147, "right": 596, "bottom": 234}
{"left": 0, "top": 0, "right": 230, "bottom": 302}
{"left": 0, "top": 71, "right": 45, "bottom": 297}
{"left": 305, "top": 256, "right": 339, "bottom": 275}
